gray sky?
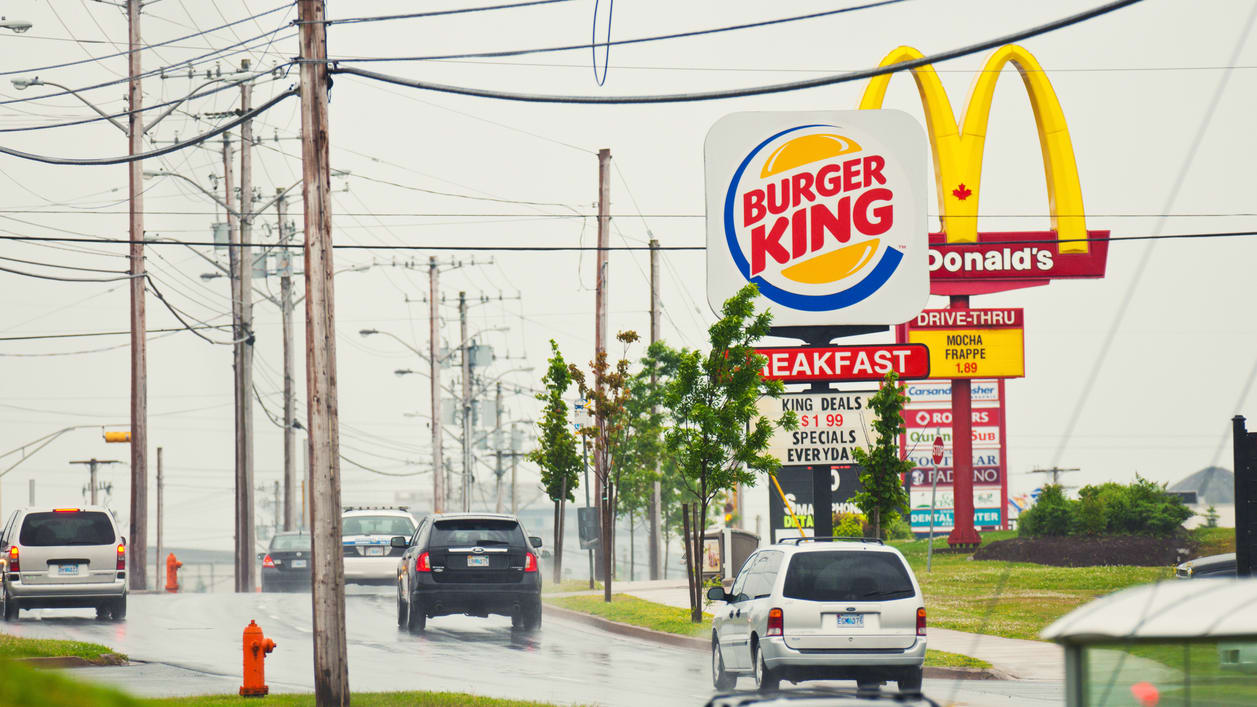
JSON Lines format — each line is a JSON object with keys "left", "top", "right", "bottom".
{"left": 1, "top": 0, "right": 1255, "bottom": 549}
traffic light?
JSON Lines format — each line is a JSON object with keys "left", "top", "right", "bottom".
{"left": 724, "top": 487, "right": 738, "bottom": 524}
{"left": 103, "top": 430, "right": 131, "bottom": 444}
{"left": 577, "top": 507, "right": 599, "bottom": 550}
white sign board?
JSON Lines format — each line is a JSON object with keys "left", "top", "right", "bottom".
{"left": 758, "top": 391, "right": 875, "bottom": 465}
{"left": 705, "top": 110, "right": 929, "bottom": 325}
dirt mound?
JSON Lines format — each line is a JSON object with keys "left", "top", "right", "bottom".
{"left": 972, "top": 535, "right": 1196, "bottom": 567}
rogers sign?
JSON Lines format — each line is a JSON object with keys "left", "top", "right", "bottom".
{"left": 706, "top": 111, "right": 928, "bottom": 325}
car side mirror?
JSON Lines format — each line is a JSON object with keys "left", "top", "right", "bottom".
{"left": 706, "top": 586, "right": 730, "bottom": 602}
{"left": 390, "top": 536, "right": 408, "bottom": 548}
{"left": 529, "top": 536, "right": 543, "bottom": 548}
{"left": 257, "top": 552, "right": 265, "bottom": 561}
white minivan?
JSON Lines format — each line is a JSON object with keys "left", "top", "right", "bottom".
{"left": 1, "top": 506, "right": 128, "bottom": 621}
{"left": 708, "top": 537, "right": 926, "bottom": 694}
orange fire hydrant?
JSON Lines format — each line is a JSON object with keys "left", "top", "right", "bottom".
{"left": 240, "top": 620, "right": 277, "bottom": 697}
{"left": 164, "top": 553, "right": 182, "bottom": 593}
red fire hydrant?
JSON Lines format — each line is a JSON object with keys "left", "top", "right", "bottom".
{"left": 164, "top": 553, "right": 182, "bottom": 593}
{"left": 240, "top": 620, "right": 277, "bottom": 697}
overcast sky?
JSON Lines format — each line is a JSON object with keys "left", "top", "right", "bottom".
{"left": 1, "top": 0, "right": 1255, "bottom": 551}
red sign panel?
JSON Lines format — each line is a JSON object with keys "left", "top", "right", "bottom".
{"left": 928, "top": 231, "right": 1109, "bottom": 296}
{"left": 903, "top": 407, "right": 1002, "bottom": 429}
{"left": 907, "top": 308, "right": 1023, "bottom": 329}
{"left": 908, "top": 466, "right": 1003, "bottom": 486}
{"left": 756, "top": 344, "right": 930, "bottom": 382}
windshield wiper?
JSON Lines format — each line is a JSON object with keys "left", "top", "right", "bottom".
{"left": 859, "top": 589, "right": 914, "bottom": 598}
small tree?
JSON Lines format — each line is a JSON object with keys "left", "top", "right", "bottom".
{"left": 666, "top": 284, "right": 794, "bottom": 623}
{"left": 528, "top": 340, "right": 581, "bottom": 584}
{"left": 851, "top": 370, "right": 913, "bottom": 540}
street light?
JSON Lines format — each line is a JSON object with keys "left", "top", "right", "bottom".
{"left": 0, "top": 18, "right": 32, "bottom": 33}
{"left": 11, "top": 77, "right": 129, "bottom": 135}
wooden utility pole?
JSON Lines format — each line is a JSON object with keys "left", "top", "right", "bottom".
{"left": 297, "top": 0, "right": 349, "bottom": 700}
{"left": 155, "top": 447, "right": 163, "bottom": 591}
{"left": 648, "top": 237, "right": 662, "bottom": 580}
{"left": 494, "top": 382, "right": 504, "bottom": 513}
{"left": 71, "top": 459, "right": 119, "bottom": 505}
{"left": 278, "top": 190, "right": 296, "bottom": 531}
{"left": 225, "top": 134, "right": 250, "bottom": 593}
{"left": 236, "top": 60, "right": 257, "bottom": 593}
{"left": 594, "top": 148, "right": 610, "bottom": 585}
{"left": 460, "top": 291, "right": 472, "bottom": 512}
{"left": 126, "top": 0, "right": 148, "bottom": 593}
{"left": 429, "top": 257, "right": 444, "bottom": 512}
{"left": 510, "top": 422, "right": 519, "bottom": 514}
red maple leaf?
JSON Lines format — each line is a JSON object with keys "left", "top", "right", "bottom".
{"left": 952, "top": 183, "right": 972, "bottom": 200}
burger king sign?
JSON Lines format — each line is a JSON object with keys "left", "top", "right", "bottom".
{"left": 706, "top": 111, "right": 928, "bottom": 326}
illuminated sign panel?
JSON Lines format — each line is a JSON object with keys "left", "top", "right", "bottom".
{"left": 755, "top": 344, "right": 929, "bottom": 382}
{"left": 906, "top": 308, "right": 1025, "bottom": 379}
{"left": 705, "top": 110, "right": 929, "bottom": 325}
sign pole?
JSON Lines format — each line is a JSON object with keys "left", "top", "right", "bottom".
{"left": 946, "top": 296, "right": 981, "bottom": 547}
{"left": 927, "top": 434, "right": 944, "bottom": 572}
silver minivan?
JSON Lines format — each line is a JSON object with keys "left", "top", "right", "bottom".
{"left": 0, "top": 506, "right": 128, "bottom": 621}
{"left": 708, "top": 538, "right": 926, "bottom": 694}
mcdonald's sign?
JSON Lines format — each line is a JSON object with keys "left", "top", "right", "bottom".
{"left": 860, "top": 45, "right": 1109, "bottom": 296}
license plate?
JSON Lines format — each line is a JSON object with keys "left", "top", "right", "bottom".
{"left": 57, "top": 564, "right": 79, "bottom": 576}
{"left": 292, "top": 559, "right": 307, "bottom": 568}
{"left": 467, "top": 555, "right": 490, "bottom": 567}
{"left": 837, "top": 613, "right": 864, "bottom": 627}
{"left": 366, "top": 546, "right": 384, "bottom": 557}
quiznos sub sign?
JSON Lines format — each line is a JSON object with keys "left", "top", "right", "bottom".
{"left": 706, "top": 111, "right": 929, "bottom": 325}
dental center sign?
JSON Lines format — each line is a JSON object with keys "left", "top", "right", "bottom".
{"left": 706, "top": 111, "right": 929, "bottom": 325}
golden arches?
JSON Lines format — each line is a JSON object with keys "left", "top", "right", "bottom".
{"left": 858, "top": 44, "right": 1089, "bottom": 253}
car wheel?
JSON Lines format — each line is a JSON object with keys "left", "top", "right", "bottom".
{"left": 396, "top": 589, "right": 408, "bottom": 629}
{"left": 522, "top": 599, "right": 542, "bottom": 631}
{"left": 856, "top": 678, "right": 881, "bottom": 693}
{"left": 95, "top": 605, "right": 110, "bottom": 621}
{"left": 897, "top": 666, "right": 923, "bottom": 695}
{"left": 111, "top": 596, "right": 127, "bottom": 621}
{"left": 753, "top": 641, "right": 779, "bottom": 692}
{"left": 711, "top": 637, "right": 736, "bottom": 690}
{"left": 407, "top": 596, "right": 426, "bottom": 633}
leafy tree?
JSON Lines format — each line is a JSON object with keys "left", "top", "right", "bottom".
{"left": 665, "top": 284, "right": 794, "bottom": 623}
{"left": 571, "top": 331, "right": 638, "bottom": 602}
{"left": 527, "top": 341, "right": 581, "bottom": 584}
{"left": 851, "top": 370, "right": 914, "bottom": 540}
{"left": 1018, "top": 484, "right": 1074, "bottom": 537}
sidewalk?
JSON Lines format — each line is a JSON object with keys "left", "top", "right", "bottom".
{"left": 551, "top": 579, "right": 1064, "bottom": 682}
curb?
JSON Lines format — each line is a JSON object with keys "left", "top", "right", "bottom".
{"left": 542, "top": 603, "right": 1011, "bottom": 681}
{"left": 18, "top": 653, "right": 129, "bottom": 669}
{"left": 542, "top": 603, "right": 709, "bottom": 651}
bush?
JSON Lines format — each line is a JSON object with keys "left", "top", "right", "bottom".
{"left": 883, "top": 512, "right": 914, "bottom": 540}
{"left": 833, "top": 511, "right": 867, "bottom": 538}
{"left": 1019, "top": 479, "right": 1192, "bottom": 538}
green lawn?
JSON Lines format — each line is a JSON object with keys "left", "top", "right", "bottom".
{"left": 541, "top": 578, "right": 602, "bottom": 594}
{"left": 0, "top": 660, "right": 142, "bottom": 707}
{"left": 890, "top": 531, "right": 1172, "bottom": 641}
{"left": 1191, "top": 526, "right": 1236, "bottom": 556}
{"left": 545, "top": 593, "right": 713, "bottom": 637}
{"left": 0, "top": 633, "right": 122, "bottom": 662}
{"left": 924, "top": 649, "right": 992, "bottom": 669}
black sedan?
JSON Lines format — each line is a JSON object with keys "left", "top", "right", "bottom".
{"left": 260, "top": 531, "right": 312, "bottom": 591}
{"left": 1174, "top": 552, "right": 1237, "bottom": 579}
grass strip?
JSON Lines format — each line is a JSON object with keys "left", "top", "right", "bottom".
{"left": 542, "top": 578, "right": 603, "bottom": 594}
{"left": 924, "top": 649, "right": 991, "bottom": 669}
{"left": 0, "top": 660, "right": 141, "bottom": 707}
{"left": 145, "top": 694, "right": 574, "bottom": 706}
{"left": 545, "top": 593, "right": 711, "bottom": 638}
{"left": 0, "top": 634, "right": 122, "bottom": 661}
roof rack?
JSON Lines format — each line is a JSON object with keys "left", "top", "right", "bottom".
{"left": 776, "top": 536, "right": 884, "bottom": 545}
{"left": 343, "top": 505, "right": 409, "bottom": 513}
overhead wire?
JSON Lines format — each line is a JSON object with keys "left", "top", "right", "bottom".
{"left": 326, "top": 0, "right": 1143, "bottom": 104}
{"left": 313, "top": 0, "right": 575, "bottom": 25}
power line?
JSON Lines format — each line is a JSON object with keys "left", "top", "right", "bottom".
{"left": 0, "top": 89, "right": 297, "bottom": 165}
{"left": 325, "top": 0, "right": 1143, "bottom": 104}
{"left": 0, "top": 253, "right": 128, "bottom": 274}
{"left": 310, "top": 0, "right": 575, "bottom": 25}
{"left": 324, "top": 0, "right": 910, "bottom": 63}
{"left": 0, "top": 264, "right": 135, "bottom": 283}
{"left": 0, "top": 3, "right": 294, "bottom": 78}
{"left": 0, "top": 325, "right": 230, "bottom": 342}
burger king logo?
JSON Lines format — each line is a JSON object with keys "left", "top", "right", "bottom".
{"left": 707, "top": 112, "right": 927, "bottom": 325}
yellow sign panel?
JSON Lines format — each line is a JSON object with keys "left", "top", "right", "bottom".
{"left": 908, "top": 328, "right": 1024, "bottom": 379}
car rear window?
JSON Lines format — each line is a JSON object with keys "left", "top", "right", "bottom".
{"left": 270, "top": 534, "right": 311, "bottom": 551}
{"left": 432, "top": 519, "right": 523, "bottom": 547}
{"left": 783, "top": 551, "right": 915, "bottom": 602}
{"left": 19, "top": 511, "right": 115, "bottom": 546}
{"left": 341, "top": 515, "right": 414, "bottom": 537}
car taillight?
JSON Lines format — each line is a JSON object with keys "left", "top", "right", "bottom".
{"left": 415, "top": 552, "right": 431, "bottom": 572}
{"left": 262, "top": 554, "right": 275, "bottom": 568}
{"left": 523, "top": 552, "right": 537, "bottom": 573}
{"left": 917, "top": 607, "right": 927, "bottom": 636}
{"left": 8, "top": 546, "right": 18, "bottom": 573}
{"left": 766, "top": 608, "right": 783, "bottom": 637}
{"left": 116, "top": 543, "right": 126, "bottom": 571}
{"left": 53, "top": 508, "right": 81, "bottom": 513}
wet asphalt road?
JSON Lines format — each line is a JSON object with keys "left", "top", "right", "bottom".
{"left": 0, "top": 587, "right": 1063, "bottom": 706}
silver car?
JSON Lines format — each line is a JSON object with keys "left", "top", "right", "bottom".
{"left": 708, "top": 538, "right": 926, "bottom": 694}
{"left": 0, "top": 506, "right": 128, "bottom": 621}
